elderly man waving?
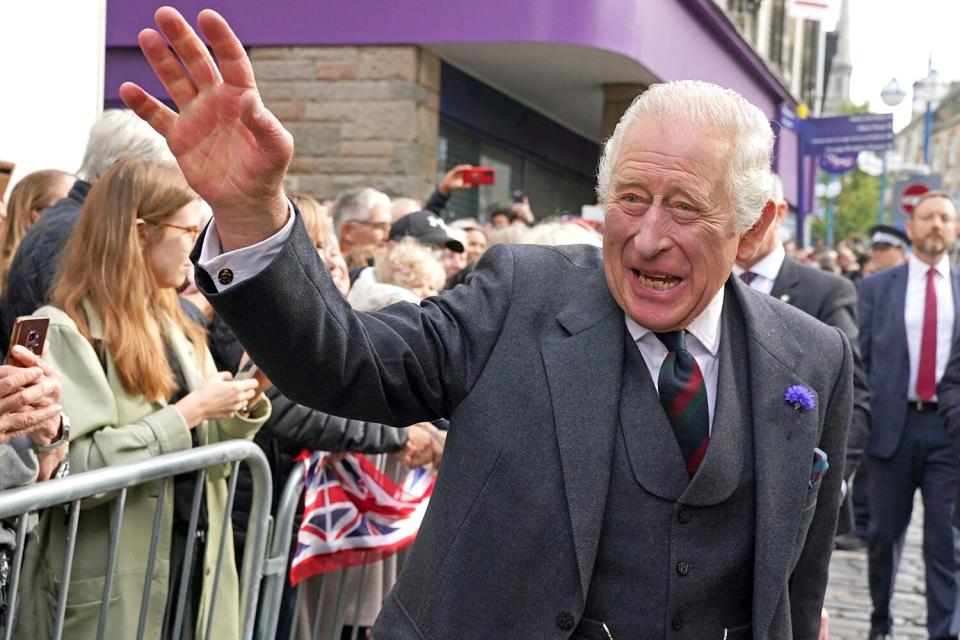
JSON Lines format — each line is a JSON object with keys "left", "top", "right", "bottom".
{"left": 122, "top": 8, "right": 851, "bottom": 639}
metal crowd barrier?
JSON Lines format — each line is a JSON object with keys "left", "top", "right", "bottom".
{"left": 0, "top": 440, "right": 272, "bottom": 640}
{"left": 259, "top": 454, "right": 404, "bottom": 640}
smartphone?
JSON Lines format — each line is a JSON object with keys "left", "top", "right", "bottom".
{"left": 462, "top": 166, "right": 495, "bottom": 185}
{"left": 235, "top": 358, "right": 259, "bottom": 381}
{"left": 7, "top": 315, "right": 49, "bottom": 365}
{"left": 0, "top": 161, "right": 14, "bottom": 201}
{"left": 512, "top": 190, "right": 526, "bottom": 204}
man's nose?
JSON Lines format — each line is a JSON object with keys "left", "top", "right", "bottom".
{"left": 632, "top": 204, "right": 672, "bottom": 258}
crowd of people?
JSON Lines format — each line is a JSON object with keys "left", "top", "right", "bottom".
{"left": 0, "top": 8, "right": 959, "bottom": 640}
{"left": 0, "top": 107, "right": 610, "bottom": 639}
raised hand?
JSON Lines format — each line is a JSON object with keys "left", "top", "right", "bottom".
{"left": 119, "top": 7, "right": 293, "bottom": 251}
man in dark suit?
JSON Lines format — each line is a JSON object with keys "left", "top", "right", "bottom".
{"left": 122, "top": 9, "right": 853, "bottom": 638}
{"left": 859, "top": 191, "right": 960, "bottom": 640}
{"left": 734, "top": 176, "right": 871, "bottom": 550}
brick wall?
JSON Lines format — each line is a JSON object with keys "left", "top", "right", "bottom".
{"left": 251, "top": 45, "right": 441, "bottom": 201}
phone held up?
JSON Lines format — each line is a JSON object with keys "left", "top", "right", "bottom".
{"left": 461, "top": 166, "right": 495, "bottom": 186}
{"left": 7, "top": 316, "right": 49, "bottom": 366}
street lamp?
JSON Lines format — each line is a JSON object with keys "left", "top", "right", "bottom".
{"left": 877, "top": 79, "right": 906, "bottom": 223}
{"left": 915, "top": 67, "right": 941, "bottom": 166}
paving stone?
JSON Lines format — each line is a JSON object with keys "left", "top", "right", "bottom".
{"left": 824, "top": 495, "right": 930, "bottom": 638}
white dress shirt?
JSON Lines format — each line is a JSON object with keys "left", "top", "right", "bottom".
{"left": 624, "top": 288, "right": 724, "bottom": 433}
{"left": 198, "top": 205, "right": 296, "bottom": 292}
{"left": 731, "top": 242, "right": 785, "bottom": 296}
{"left": 905, "top": 253, "right": 955, "bottom": 402}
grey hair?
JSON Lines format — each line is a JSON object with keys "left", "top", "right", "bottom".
{"left": 332, "top": 187, "right": 391, "bottom": 229}
{"left": 524, "top": 221, "right": 603, "bottom": 248}
{"left": 77, "top": 109, "right": 174, "bottom": 182}
{"left": 770, "top": 173, "right": 784, "bottom": 203}
{"left": 596, "top": 80, "right": 775, "bottom": 234}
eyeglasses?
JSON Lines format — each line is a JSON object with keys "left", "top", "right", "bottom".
{"left": 351, "top": 220, "right": 390, "bottom": 232}
{"left": 151, "top": 221, "right": 203, "bottom": 242}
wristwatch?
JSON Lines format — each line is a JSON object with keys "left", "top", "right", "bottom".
{"left": 32, "top": 413, "right": 70, "bottom": 453}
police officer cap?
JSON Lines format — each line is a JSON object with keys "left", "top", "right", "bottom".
{"left": 868, "top": 224, "right": 910, "bottom": 249}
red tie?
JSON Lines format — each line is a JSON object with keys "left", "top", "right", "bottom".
{"left": 917, "top": 267, "right": 938, "bottom": 402}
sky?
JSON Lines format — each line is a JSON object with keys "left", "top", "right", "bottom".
{"left": 848, "top": 0, "right": 960, "bottom": 132}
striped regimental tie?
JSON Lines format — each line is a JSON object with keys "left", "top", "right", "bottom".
{"left": 655, "top": 330, "right": 710, "bottom": 477}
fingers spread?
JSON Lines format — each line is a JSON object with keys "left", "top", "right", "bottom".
{"left": 198, "top": 9, "right": 256, "bottom": 89}
{"left": 155, "top": 7, "right": 222, "bottom": 90}
{"left": 138, "top": 29, "right": 199, "bottom": 109}
{"left": 119, "top": 83, "right": 176, "bottom": 137}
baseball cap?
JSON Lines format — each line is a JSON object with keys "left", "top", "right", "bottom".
{"left": 388, "top": 210, "right": 465, "bottom": 252}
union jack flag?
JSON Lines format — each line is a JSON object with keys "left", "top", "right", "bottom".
{"left": 290, "top": 452, "right": 435, "bottom": 585}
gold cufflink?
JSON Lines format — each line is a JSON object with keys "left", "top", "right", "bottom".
{"left": 218, "top": 268, "right": 234, "bottom": 285}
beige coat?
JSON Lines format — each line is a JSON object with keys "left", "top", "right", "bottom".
{"left": 18, "top": 304, "right": 269, "bottom": 640}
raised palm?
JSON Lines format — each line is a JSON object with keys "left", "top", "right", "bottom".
{"left": 120, "top": 7, "right": 292, "bottom": 249}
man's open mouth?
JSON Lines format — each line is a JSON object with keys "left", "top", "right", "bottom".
{"left": 632, "top": 269, "right": 682, "bottom": 291}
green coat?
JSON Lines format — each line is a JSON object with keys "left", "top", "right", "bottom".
{"left": 18, "top": 304, "right": 269, "bottom": 640}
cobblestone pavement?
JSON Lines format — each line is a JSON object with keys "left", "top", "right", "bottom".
{"left": 824, "top": 497, "right": 928, "bottom": 639}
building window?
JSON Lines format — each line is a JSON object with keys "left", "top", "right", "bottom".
{"left": 437, "top": 120, "right": 596, "bottom": 223}
{"left": 768, "top": 0, "right": 787, "bottom": 67}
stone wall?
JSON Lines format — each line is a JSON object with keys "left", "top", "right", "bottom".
{"left": 250, "top": 45, "right": 441, "bottom": 201}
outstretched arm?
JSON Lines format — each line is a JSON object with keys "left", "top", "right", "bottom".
{"left": 120, "top": 7, "right": 292, "bottom": 252}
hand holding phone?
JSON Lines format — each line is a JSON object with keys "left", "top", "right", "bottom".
{"left": 7, "top": 316, "right": 50, "bottom": 366}
{"left": 461, "top": 166, "right": 495, "bottom": 186}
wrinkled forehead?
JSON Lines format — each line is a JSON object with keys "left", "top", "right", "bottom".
{"left": 914, "top": 196, "right": 958, "bottom": 220}
{"left": 616, "top": 117, "right": 731, "bottom": 175}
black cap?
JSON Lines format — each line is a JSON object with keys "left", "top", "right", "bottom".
{"left": 389, "top": 210, "right": 464, "bottom": 252}
{"left": 868, "top": 224, "right": 910, "bottom": 249}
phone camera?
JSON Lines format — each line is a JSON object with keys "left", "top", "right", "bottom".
{"left": 26, "top": 331, "right": 40, "bottom": 350}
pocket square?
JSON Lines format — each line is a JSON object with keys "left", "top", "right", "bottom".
{"left": 809, "top": 447, "right": 829, "bottom": 489}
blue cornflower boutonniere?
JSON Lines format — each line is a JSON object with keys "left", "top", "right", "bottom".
{"left": 785, "top": 385, "right": 816, "bottom": 412}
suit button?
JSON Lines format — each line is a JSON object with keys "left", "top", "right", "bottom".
{"left": 556, "top": 611, "right": 576, "bottom": 631}
{"left": 678, "top": 509, "right": 691, "bottom": 524}
{"left": 676, "top": 560, "right": 690, "bottom": 576}
{"left": 218, "top": 268, "right": 234, "bottom": 285}
{"left": 671, "top": 613, "right": 683, "bottom": 630}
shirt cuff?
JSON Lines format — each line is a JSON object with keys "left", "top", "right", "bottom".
{"left": 198, "top": 202, "right": 296, "bottom": 292}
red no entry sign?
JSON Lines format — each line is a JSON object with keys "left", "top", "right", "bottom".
{"left": 900, "top": 182, "right": 931, "bottom": 216}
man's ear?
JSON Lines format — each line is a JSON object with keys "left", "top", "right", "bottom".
{"left": 736, "top": 199, "right": 777, "bottom": 263}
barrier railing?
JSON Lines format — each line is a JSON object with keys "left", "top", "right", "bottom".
{"left": 261, "top": 454, "right": 404, "bottom": 640}
{"left": 0, "top": 440, "right": 272, "bottom": 640}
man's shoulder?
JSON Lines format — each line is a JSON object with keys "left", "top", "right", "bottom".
{"left": 493, "top": 242, "right": 603, "bottom": 272}
{"left": 788, "top": 258, "right": 855, "bottom": 296}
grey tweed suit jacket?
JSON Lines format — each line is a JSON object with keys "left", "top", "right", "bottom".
{"left": 194, "top": 218, "right": 852, "bottom": 640}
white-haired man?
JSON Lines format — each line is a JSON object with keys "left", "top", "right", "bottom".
{"left": 331, "top": 186, "right": 392, "bottom": 254}
{"left": 1, "top": 109, "right": 174, "bottom": 345}
{"left": 123, "top": 9, "right": 851, "bottom": 638}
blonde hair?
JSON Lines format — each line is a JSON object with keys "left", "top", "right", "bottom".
{"left": 291, "top": 192, "right": 338, "bottom": 249}
{"left": 0, "top": 170, "right": 73, "bottom": 293}
{"left": 375, "top": 239, "right": 445, "bottom": 295}
{"left": 51, "top": 158, "right": 207, "bottom": 403}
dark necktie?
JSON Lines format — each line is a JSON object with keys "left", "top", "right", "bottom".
{"left": 739, "top": 271, "right": 757, "bottom": 285}
{"left": 917, "top": 267, "right": 938, "bottom": 401}
{"left": 655, "top": 330, "right": 710, "bottom": 477}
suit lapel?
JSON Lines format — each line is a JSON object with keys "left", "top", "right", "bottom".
{"left": 733, "top": 279, "right": 823, "bottom": 639}
{"left": 541, "top": 280, "right": 623, "bottom": 600}
{"left": 951, "top": 266, "right": 960, "bottom": 348}
{"left": 769, "top": 256, "right": 799, "bottom": 305}
{"left": 889, "top": 265, "right": 909, "bottom": 361}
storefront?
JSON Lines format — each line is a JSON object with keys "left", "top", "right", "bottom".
{"left": 105, "top": 0, "right": 802, "bottom": 219}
